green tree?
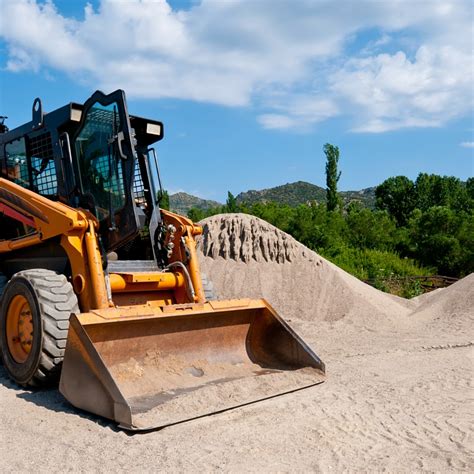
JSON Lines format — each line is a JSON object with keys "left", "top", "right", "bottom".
{"left": 375, "top": 176, "right": 415, "bottom": 226}
{"left": 287, "top": 205, "right": 319, "bottom": 248}
{"left": 466, "top": 177, "right": 474, "bottom": 200}
{"left": 407, "top": 206, "right": 473, "bottom": 276}
{"left": 324, "top": 143, "right": 341, "bottom": 212}
{"left": 187, "top": 207, "right": 206, "bottom": 222}
{"left": 250, "top": 202, "right": 293, "bottom": 233}
{"left": 416, "top": 174, "right": 452, "bottom": 209}
{"left": 225, "top": 191, "right": 238, "bottom": 212}
{"left": 158, "top": 189, "right": 170, "bottom": 210}
{"left": 415, "top": 173, "right": 470, "bottom": 212}
{"left": 346, "top": 206, "right": 397, "bottom": 250}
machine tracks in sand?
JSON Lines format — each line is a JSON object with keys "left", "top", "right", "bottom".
{"left": 337, "top": 341, "right": 474, "bottom": 360}
{"left": 419, "top": 341, "right": 474, "bottom": 351}
{"left": 1, "top": 338, "right": 472, "bottom": 472}
{"left": 281, "top": 345, "right": 474, "bottom": 472}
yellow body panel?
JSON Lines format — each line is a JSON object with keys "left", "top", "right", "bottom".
{"left": 0, "top": 179, "right": 199, "bottom": 312}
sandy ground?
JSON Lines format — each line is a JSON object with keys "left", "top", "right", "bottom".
{"left": 1, "top": 214, "right": 473, "bottom": 472}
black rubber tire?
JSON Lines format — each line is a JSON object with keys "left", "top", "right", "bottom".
{"left": 0, "top": 269, "right": 78, "bottom": 387}
{"left": 201, "top": 273, "right": 217, "bottom": 301}
{"left": 0, "top": 273, "right": 7, "bottom": 366}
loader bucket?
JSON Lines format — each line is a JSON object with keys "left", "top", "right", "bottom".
{"left": 59, "top": 299, "right": 325, "bottom": 431}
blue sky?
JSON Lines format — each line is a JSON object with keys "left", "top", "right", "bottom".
{"left": 0, "top": 0, "right": 472, "bottom": 202}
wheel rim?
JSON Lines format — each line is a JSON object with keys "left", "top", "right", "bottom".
{"left": 6, "top": 295, "right": 34, "bottom": 363}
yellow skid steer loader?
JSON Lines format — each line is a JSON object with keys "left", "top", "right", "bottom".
{"left": 0, "top": 91, "right": 324, "bottom": 430}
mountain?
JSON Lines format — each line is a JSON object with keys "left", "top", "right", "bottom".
{"left": 169, "top": 192, "right": 222, "bottom": 216}
{"left": 236, "top": 181, "right": 326, "bottom": 207}
{"left": 341, "top": 187, "right": 376, "bottom": 208}
{"left": 170, "top": 182, "right": 376, "bottom": 215}
{"left": 236, "top": 181, "right": 376, "bottom": 208}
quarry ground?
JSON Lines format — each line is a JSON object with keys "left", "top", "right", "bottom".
{"left": 1, "top": 214, "right": 473, "bottom": 472}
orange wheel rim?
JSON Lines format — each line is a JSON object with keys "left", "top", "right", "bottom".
{"left": 6, "top": 295, "right": 34, "bottom": 363}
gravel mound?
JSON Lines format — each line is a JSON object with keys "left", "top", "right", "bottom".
{"left": 197, "top": 214, "right": 411, "bottom": 324}
{"left": 200, "top": 213, "right": 301, "bottom": 263}
{"left": 410, "top": 273, "right": 474, "bottom": 318}
{"left": 407, "top": 273, "right": 474, "bottom": 336}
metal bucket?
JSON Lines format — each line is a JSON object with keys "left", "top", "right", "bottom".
{"left": 59, "top": 299, "right": 325, "bottom": 431}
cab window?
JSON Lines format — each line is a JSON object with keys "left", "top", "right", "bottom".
{"left": 5, "top": 137, "right": 29, "bottom": 188}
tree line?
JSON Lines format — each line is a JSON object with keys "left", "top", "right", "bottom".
{"left": 181, "top": 144, "right": 474, "bottom": 296}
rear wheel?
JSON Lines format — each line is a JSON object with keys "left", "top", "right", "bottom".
{"left": 0, "top": 269, "right": 79, "bottom": 386}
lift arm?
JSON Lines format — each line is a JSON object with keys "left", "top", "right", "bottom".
{"left": 0, "top": 178, "right": 107, "bottom": 311}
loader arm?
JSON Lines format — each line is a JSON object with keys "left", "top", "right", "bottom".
{"left": 159, "top": 209, "right": 206, "bottom": 303}
{"left": 0, "top": 179, "right": 202, "bottom": 311}
{"left": 0, "top": 177, "right": 108, "bottom": 311}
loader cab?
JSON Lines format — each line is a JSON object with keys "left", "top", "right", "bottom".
{"left": 1, "top": 90, "right": 164, "bottom": 259}
{"left": 70, "top": 90, "right": 164, "bottom": 253}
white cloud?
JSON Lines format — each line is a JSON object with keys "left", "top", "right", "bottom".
{"left": 5, "top": 46, "right": 40, "bottom": 72}
{"left": 258, "top": 96, "right": 339, "bottom": 131}
{"left": 331, "top": 45, "right": 473, "bottom": 132}
{"left": 258, "top": 114, "right": 296, "bottom": 130}
{"left": 0, "top": 0, "right": 472, "bottom": 133}
{"left": 1, "top": 0, "right": 94, "bottom": 72}
{"left": 460, "top": 142, "right": 474, "bottom": 148}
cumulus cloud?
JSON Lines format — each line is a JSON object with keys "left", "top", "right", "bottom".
{"left": 258, "top": 96, "right": 339, "bottom": 131}
{"left": 331, "top": 46, "right": 473, "bottom": 132}
{"left": 0, "top": 0, "right": 472, "bottom": 132}
{"left": 460, "top": 142, "right": 474, "bottom": 148}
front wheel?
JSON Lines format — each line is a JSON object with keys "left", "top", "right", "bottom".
{"left": 0, "top": 269, "right": 79, "bottom": 386}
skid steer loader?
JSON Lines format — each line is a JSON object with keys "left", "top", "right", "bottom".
{"left": 0, "top": 90, "right": 325, "bottom": 430}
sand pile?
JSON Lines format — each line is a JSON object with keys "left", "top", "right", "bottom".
{"left": 198, "top": 213, "right": 473, "bottom": 357}
{"left": 410, "top": 273, "right": 473, "bottom": 319}
{"left": 407, "top": 274, "right": 474, "bottom": 337}
{"left": 200, "top": 213, "right": 302, "bottom": 263}
{"left": 197, "top": 214, "right": 412, "bottom": 325}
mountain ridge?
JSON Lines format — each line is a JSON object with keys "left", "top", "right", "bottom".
{"left": 169, "top": 192, "right": 222, "bottom": 216}
{"left": 169, "top": 181, "right": 376, "bottom": 214}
